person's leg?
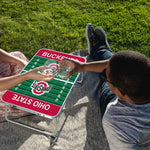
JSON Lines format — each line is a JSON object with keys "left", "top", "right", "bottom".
{"left": 85, "top": 23, "right": 113, "bottom": 61}
{"left": 0, "top": 51, "right": 30, "bottom": 117}
{"left": 10, "top": 51, "right": 29, "bottom": 75}
{"left": 98, "top": 81, "right": 117, "bottom": 117}
{"left": 85, "top": 23, "right": 116, "bottom": 117}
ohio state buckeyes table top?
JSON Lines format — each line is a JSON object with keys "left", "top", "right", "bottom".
{"left": 2, "top": 49, "right": 85, "bottom": 136}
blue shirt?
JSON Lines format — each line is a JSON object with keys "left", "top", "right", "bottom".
{"left": 103, "top": 98, "right": 150, "bottom": 150}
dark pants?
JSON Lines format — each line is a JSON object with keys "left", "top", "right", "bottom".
{"left": 91, "top": 48, "right": 116, "bottom": 117}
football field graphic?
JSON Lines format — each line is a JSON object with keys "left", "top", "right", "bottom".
{"left": 2, "top": 49, "right": 86, "bottom": 119}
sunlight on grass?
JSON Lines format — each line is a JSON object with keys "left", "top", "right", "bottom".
{"left": 0, "top": 0, "right": 149, "bottom": 59}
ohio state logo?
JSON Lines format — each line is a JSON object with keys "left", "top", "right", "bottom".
{"left": 49, "top": 63, "right": 58, "bottom": 69}
{"left": 31, "top": 81, "right": 52, "bottom": 96}
{"left": 44, "top": 63, "right": 59, "bottom": 75}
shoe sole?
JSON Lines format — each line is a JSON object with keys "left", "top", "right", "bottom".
{"left": 85, "top": 23, "right": 93, "bottom": 55}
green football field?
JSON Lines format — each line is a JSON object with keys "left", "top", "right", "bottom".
{"left": 2, "top": 49, "right": 85, "bottom": 118}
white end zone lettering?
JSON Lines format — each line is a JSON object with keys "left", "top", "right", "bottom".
{"left": 12, "top": 94, "right": 33, "bottom": 105}
{"left": 33, "top": 101, "right": 50, "bottom": 110}
{"left": 11, "top": 94, "right": 50, "bottom": 111}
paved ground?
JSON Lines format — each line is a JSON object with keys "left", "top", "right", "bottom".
{"left": 0, "top": 100, "right": 109, "bottom": 150}
{"left": 0, "top": 50, "right": 110, "bottom": 150}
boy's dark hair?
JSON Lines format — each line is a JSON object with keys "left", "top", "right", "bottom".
{"left": 109, "top": 50, "right": 150, "bottom": 103}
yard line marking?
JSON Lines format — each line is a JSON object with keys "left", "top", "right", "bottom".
{"left": 53, "top": 78, "right": 74, "bottom": 85}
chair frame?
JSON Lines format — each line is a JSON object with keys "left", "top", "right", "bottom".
{"left": 4, "top": 104, "right": 59, "bottom": 138}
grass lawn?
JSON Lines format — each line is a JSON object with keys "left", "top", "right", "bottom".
{"left": 0, "top": 0, "right": 150, "bottom": 59}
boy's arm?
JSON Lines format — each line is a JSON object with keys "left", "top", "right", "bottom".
{"left": 60, "top": 58, "right": 109, "bottom": 78}
{"left": 82, "top": 59, "right": 109, "bottom": 72}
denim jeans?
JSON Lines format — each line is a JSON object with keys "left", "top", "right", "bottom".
{"left": 92, "top": 48, "right": 117, "bottom": 117}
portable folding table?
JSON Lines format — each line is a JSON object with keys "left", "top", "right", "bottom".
{"left": 2, "top": 49, "right": 86, "bottom": 137}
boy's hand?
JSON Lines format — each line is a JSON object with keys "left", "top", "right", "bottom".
{"left": 59, "top": 58, "right": 83, "bottom": 78}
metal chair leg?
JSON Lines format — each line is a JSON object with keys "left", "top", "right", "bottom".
{"left": 5, "top": 105, "right": 58, "bottom": 138}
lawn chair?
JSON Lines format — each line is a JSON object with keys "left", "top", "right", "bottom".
{"left": 2, "top": 49, "right": 85, "bottom": 137}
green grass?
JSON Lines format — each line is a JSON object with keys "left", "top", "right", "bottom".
{"left": 0, "top": 0, "right": 150, "bottom": 59}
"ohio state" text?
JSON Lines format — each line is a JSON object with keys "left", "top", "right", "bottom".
{"left": 12, "top": 94, "right": 51, "bottom": 110}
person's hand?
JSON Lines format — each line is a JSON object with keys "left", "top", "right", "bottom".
{"left": 25, "top": 65, "right": 54, "bottom": 81}
{"left": 59, "top": 58, "right": 84, "bottom": 78}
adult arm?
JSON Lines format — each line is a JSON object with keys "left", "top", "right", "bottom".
{"left": 0, "top": 66, "right": 53, "bottom": 91}
{"left": 0, "top": 49, "right": 28, "bottom": 69}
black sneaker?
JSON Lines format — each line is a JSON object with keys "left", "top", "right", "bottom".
{"left": 94, "top": 27, "right": 111, "bottom": 51}
{"left": 85, "top": 23, "right": 101, "bottom": 56}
